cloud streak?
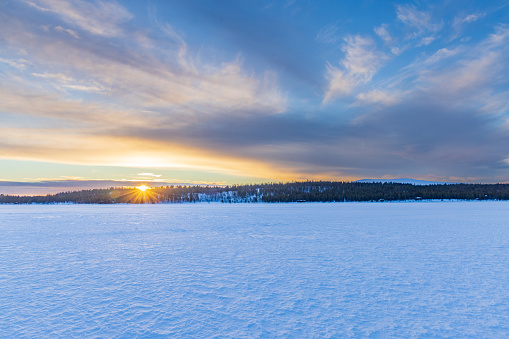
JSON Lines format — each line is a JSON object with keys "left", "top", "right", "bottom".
{"left": 24, "top": 0, "right": 132, "bottom": 37}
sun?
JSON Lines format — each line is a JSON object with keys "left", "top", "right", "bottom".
{"left": 114, "top": 185, "right": 158, "bottom": 203}
{"left": 137, "top": 185, "right": 150, "bottom": 192}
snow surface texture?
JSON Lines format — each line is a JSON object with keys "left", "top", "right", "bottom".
{"left": 1, "top": 202, "right": 509, "bottom": 338}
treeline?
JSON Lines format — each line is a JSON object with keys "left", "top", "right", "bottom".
{"left": 2, "top": 181, "right": 509, "bottom": 204}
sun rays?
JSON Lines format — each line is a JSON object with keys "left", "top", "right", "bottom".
{"left": 110, "top": 186, "right": 160, "bottom": 203}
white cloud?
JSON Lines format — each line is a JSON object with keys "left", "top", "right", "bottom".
{"left": 0, "top": 58, "right": 29, "bottom": 70}
{"left": 390, "top": 46, "right": 404, "bottom": 56}
{"left": 418, "top": 48, "right": 503, "bottom": 105}
{"left": 342, "top": 36, "right": 383, "bottom": 76}
{"left": 481, "top": 91, "right": 509, "bottom": 116}
{"left": 323, "top": 65, "right": 354, "bottom": 100}
{"left": 32, "top": 72, "right": 73, "bottom": 82}
{"left": 54, "top": 26, "right": 79, "bottom": 39}
{"left": 450, "top": 12, "right": 486, "bottom": 41}
{"left": 423, "top": 47, "right": 461, "bottom": 65}
{"left": 24, "top": 0, "right": 133, "bottom": 37}
{"left": 418, "top": 36, "right": 436, "bottom": 46}
{"left": 0, "top": 82, "right": 154, "bottom": 128}
{"left": 447, "top": 53, "right": 501, "bottom": 92}
{"left": 356, "top": 90, "right": 399, "bottom": 106}
{"left": 31, "top": 72, "right": 107, "bottom": 93}
{"left": 454, "top": 12, "right": 485, "bottom": 27}
{"left": 138, "top": 173, "right": 162, "bottom": 177}
{"left": 396, "top": 4, "right": 441, "bottom": 41}
{"left": 150, "top": 10, "right": 195, "bottom": 74}
{"left": 352, "top": 24, "right": 509, "bottom": 131}
{"left": 317, "top": 23, "right": 340, "bottom": 44}
{"left": 64, "top": 84, "right": 106, "bottom": 92}
{"left": 485, "top": 25, "right": 509, "bottom": 46}
{"left": 374, "top": 24, "right": 392, "bottom": 44}
{"left": 324, "top": 35, "right": 386, "bottom": 103}
{"left": 397, "top": 5, "right": 433, "bottom": 31}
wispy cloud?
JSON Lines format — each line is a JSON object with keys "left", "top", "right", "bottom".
{"left": 374, "top": 24, "right": 392, "bottom": 44}
{"left": 316, "top": 23, "right": 341, "bottom": 44}
{"left": 417, "top": 36, "right": 436, "bottom": 46}
{"left": 396, "top": 4, "right": 442, "bottom": 35}
{"left": 31, "top": 72, "right": 106, "bottom": 92}
{"left": 0, "top": 57, "right": 29, "bottom": 70}
{"left": 453, "top": 12, "right": 486, "bottom": 27}
{"left": 324, "top": 35, "right": 386, "bottom": 102}
{"left": 394, "top": 4, "right": 443, "bottom": 50}
{"left": 138, "top": 173, "right": 162, "bottom": 178}
{"left": 450, "top": 11, "right": 487, "bottom": 41}
{"left": 1, "top": 1, "right": 287, "bottom": 121}
{"left": 356, "top": 90, "right": 399, "bottom": 106}
{"left": 54, "top": 25, "right": 79, "bottom": 39}
{"left": 24, "top": 0, "right": 132, "bottom": 37}
{"left": 421, "top": 52, "right": 501, "bottom": 96}
{"left": 423, "top": 47, "right": 461, "bottom": 65}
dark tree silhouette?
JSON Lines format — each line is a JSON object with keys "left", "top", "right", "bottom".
{"left": 2, "top": 182, "right": 509, "bottom": 204}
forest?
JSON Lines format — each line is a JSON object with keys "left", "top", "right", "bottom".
{"left": 2, "top": 181, "right": 509, "bottom": 204}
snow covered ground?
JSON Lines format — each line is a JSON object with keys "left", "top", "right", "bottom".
{"left": 1, "top": 202, "right": 509, "bottom": 337}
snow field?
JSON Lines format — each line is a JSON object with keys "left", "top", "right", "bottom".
{"left": 1, "top": 202, "right": 509, "bottom": 337}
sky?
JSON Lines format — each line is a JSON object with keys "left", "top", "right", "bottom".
{"left": 1, "top": 0, "right": 509, "bottom": 194}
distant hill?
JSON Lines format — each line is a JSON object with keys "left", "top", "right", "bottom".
{"left": 355, "top": 178, "right": 458, "bottom": 185}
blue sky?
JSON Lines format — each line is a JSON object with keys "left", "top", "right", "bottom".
{"left": 1, "top": 0, "right": 509, "bottom": 193}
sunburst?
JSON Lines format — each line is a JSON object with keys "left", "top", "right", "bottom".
{"left": 111, "top": 185, "right": 160, "bottom": 203}
{"left": 137, "top": 185, "right": 150, "bottom": 192}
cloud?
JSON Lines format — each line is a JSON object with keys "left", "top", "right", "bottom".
{"left": 1, "top": 1, "right": 509, "bottom": 184}
{"left": 374, "top": 24, "right": 392, "bottom": 44}
{"left": 414, "top": 28, "right": 509, "bottom": 102}
{"left": 421, "top": 52, "right": 501, "bottom": 96}
{"left": 324, "top": 35, "right": 386, "bottom": 102}
{"left": 417, "top": 36, "right": 436, "bottom": 46}
{"left": 0, "top": 58, "right": 29, "bottom": 70}
{"left": 0, "top": 2, "right": 287, "bottom": 121}
{"left": 423, "top": 47, "right": 461, "bottom": 65}
{"left": 54, "top": 25, "right": 79, "bottom": 39}
{"left": 0, "top": 82, "right": 152, "bottom": 127}
{"left": 356, "top": 90, "right": 399, "bottom": 106}
{"left": 138, "top": 173, "right": 162, "bottom": 178}
{"left": 323, "top": 66, "right": 354, "bottom": 100}
{"left": 481, "top": 91, "right": 509, "bottom": 116}
{"left": 32, "top": 72, "right": 73, "bottom": 82}
{"left": 396, "top": 4, "right": 442, "bottom": 42}
{"left": 24, "top": 0, "right": 133, "bottom": 37}
{"left": 396, "top": 5, "right": 440, "bottom": 32}
{"left": 453, "top": 12, "right": 485, "bottom": 27}
{"left": 341, "top": 36, "right": 384, "bottom": 76}
{"left": 316, "top": 23, "right": 341, "bottom": 44}
{"left": 485, "top": 25, "right": 509, "bottom": 46}
{"left": 316, "top": 23, "right": 509, "bottom": 181}
{"left": 31, "top": 72, "right": 106, "bottom": 92}
{"left": 450, "top": 12, "right": 487, "bottom": 41}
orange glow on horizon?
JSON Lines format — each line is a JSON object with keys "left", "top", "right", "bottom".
{"left": 109, "top": 185, "right": 159, "bottom": 203}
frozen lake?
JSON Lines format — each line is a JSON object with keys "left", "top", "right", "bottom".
{"left": 1, "top": 202, "right": 509, "bottom": 337}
